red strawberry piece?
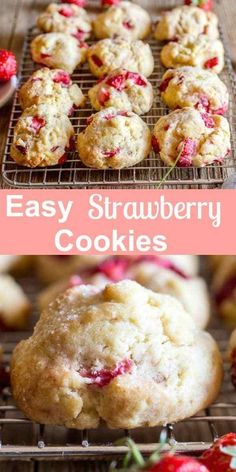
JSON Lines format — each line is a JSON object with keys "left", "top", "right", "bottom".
{"left": 63, "top": 0, "right": 86, "bottom": 5}
{"left": 91, "top": 54, "right": 103, "bottom": 67}
{"left": 101, "top": 0, "right": 120, "bottom": 5}
{"left": 80, "top": 359, "right": 132, "bottom": 387}
{"left": 104, "top": 112, "right": 117, "bottom": 120}
{"left": 16, "top": 144, "right": 27, "bottom": 155}
{"left": 0, "top": 49, "right": 17, "bottom": 82}
{"left": 151, "top": 135, "right": 160, "bottom": 153}
{"left": 159, "top": 75, "right": 173, "bottom": 93}
{"left": 231, "top": 348, "right": 236, "bottom": 389}
{"left": 0, "top": 366, "right": 10, "bottom": 393}
{"left": 196, "top": 94, "right": 210, "bottom": 113}
{"left": 98, "top": 88, "right": 110, "bottom": 105}
{"left": 79, "top": 41, "right": 89, "bottom": 49}
{"left": 201, "top": 113, "right": 215, "bottom": 128}
{"left": 58, "top": 153, "right": 68, "bottom": 164}
{"left": 200, "top": 433, "right": 236, "bottom": 471}
{"left": 96, "top": 256, "right": 129, "bottom": 280}
{"left": 204, "top": 57, "right": 219, "bottom": 69}
{"left": 106, "top": 72, "right": 126, "bottom": 91}
{"left": 148, "top": 454, "right": 209, "bottom": 472}
{"left": 73, "top": 29, "right": 86, "bottom": 40}
{"left": 126, "top": 71, "right": 147, "bottom": 86}
{"left": 123, "top": 20, "right": 134, "bottom": 29}
{"left": 58, "top": 6, "right": 74, "bottom": 16}
{"left": 213, "top": 104, "right": 228, "bottom": 115}
{"left": 40, "top": 53, "right": 52, "bottom": 59}
{"left": 184, "top": 0, "right": 213, "bottom": 11}
{"left": 30, "top": 116, "right": 46, "bottom": 133}
{"left": 103, "top": 149, "right": 120, "bottom": 158}
{"left": 177, "top": 138, "right": 197, "bottom": 167}
{"left": 68, "top": 275, "right": 83, "bottom": 287}
{"left": 53, "top": 70, "right": 71, "bottom": 86}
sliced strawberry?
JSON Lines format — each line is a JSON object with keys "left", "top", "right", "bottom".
{"left": 204, "top": 57, "right": 219, "bottom": 69}
{"left": 80, "top": 359, "right": 132, "bottom": 387}
{"left": 0, "top": 49, "right": 17, "bottom": 82}
{"left": 123, "top": 20, "right": 134, "bottom": 29}
{"left": 91, "top": 54, "right": 103, "bottom": 67}
{"left": 58, "top": 6, "right": 74, "bottom": 17}
{"left": 201, "top": 113, "right": 215, "bottom": 128}
{"left": 98, "top": 88, "right": 110, "bottom": 105}
{"left": 151, "top": 135, "right": 160, "bottom": 153}
{"left": 30, "top": 116, "right": 46, "bottom": 133}
{"left": 53, "top": 70, "right": 71, "bottom": 86}
{"left": 159, "top": 75, "right": 173, "bottom": 93}
{"left": 106, "top": 72, "right": 126, "bottom": 91}
{"left": 177, "top": 138, "right": 197, "bottom": 167}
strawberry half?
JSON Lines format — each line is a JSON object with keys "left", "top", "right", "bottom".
{"left": 184, "top": 0, "right": 213, "bottom": 11}
{"left": 200, "top": 433, "right": 236, "bottom": 471}
{"left": 0, "top": 49, "right": 17, "bottom": 82}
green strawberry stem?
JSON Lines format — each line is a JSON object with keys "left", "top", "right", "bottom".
{"left": 220, "top": 446, "right": 236, "bottom": 469}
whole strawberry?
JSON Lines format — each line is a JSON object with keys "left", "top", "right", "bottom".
{"left": 146, "top": 455, "right": 209, "bottom": 471}
{"left": 0, "top": 49, "right": 17, "bottom": 82}
{"left": 184, "top": 0, "right": 213, "bottom": 11}
{"left": 200, "top": 433, "right": 236, "bottom": 471}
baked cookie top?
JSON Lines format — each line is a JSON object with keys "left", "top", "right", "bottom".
{"left": 93, "top": 1, "right": 151, "bottom": 40}
{"left": 31, "top": 33, "right": 88, "bottom": 74}
{"left": 155, "top": 5, "right": 219, "bottom": 41}
{"left": 87, "top": 37, "right": 154, "bottom": 78}
{"left": 11, "top": 280, "right": 222, "bottom": 429}
{"left": 88, "top": 68, "right": 153, "bottom": 115}
{"left": 152, "top": 107, "right": 231, "bottom": 167}
{"left": 161, "top": 34, "right": 224, "bottom": 74}
{"left": 77, "top": 107, "right": 151, "bottom": 169}
{"left": 19, "top": 68, "right": 85, "bottom": 115}
{"left": 159, "top": 66, "right": 229, "bottom": 115}
{"left": 37, "top": 3, "right": 92, "bottom": 40}
{"left": 10, "top": 103, "right": 74, "bottom": 167}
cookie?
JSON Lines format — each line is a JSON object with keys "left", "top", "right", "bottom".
{"left": 157, "top": 255, "right": 199, "bottom": 277}
{"left": 93, "top": 1, "right": 151, "bottom": 40}
{"left": 37, "top": 3, "right": 92, "bottom": 40}
{"left": 161, "top": 35, "right": 224, "bottom": 74}
{"left": 19, "top": 68, "right": 85, "bottom": 116}
{"left": 36, "top": 255, "right": 106, "bottom": 285}
{"left": 88, "top": 68, "right": 153, "bottom": 115}
{"left": 87, "top": 37, "right": 154, "bottom": 78}
{"left": 31, "top": 33, "right": 88, "bottom": 74}
{"left": 152, "top": 107, "right": 231, "bottom": 167}
{"left": 11, "top": 104, "right": 75, "bottom": 167}
{"left": 128, "top": 257, "right": 210, "bottom": 328}
{"left": 159, "top": 67, "right": 229, "bottom": 115}
{"left": 212, "top": 256, "right": 236, "bottom": 325}
{"left": 155, "top": 6, "right": 219, "bottom": 41}
{"left": 11, "top": 280, "right": 222, "bottom": 429}
{"left": 77, "top": 107, "right": 151, "bottom": 169}
{"left": 0, "top": 275, "right": 31, "bottom": 330}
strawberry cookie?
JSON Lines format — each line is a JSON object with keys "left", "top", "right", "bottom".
{"left": 128, "top": 256, "right": 210, "bottom": 328}
{"left": 77, "top": 107, "right": 151, "bottom": 169}
{"left": 0, "top": 275, "right": 31, "bottom": 330}
{"left": 19, "top": 68, "right": 85, "bottom": 116}
{"left": 159, "top": 67, "right": 229, "bottom": 115}
{"left": 36, "top": 255, "right": 106, "bottom": 285}
{"left": 161, "top": 35, "right": 224, "bottom": 74}
{"left": 37, "top": 3, "right": 92, "bottom": 40}
{"left": 88, "top": 68, "right": 153, "bottom": 115}
{"left": 31, "top": 33, "right": 87, "bottom": 74}
{"left": 212, "top": 256, "right": 236, "bottom": 325}
{"left": 152, "top": 107, "right": 231, "bottom": 167}
{"left": 87, "top": 38, "right": 154, "bottom": 78}
{"left": 11, "top": 280, "right": 222, "bottom": 429}
{"left": 155, "top": 6, "right": 219, "bottom": 41}
{"left": 93, "top": 1, "right": 151, "bottom": 40}
{"left": 11, "top": 104, "right": 74, "bottom": 167}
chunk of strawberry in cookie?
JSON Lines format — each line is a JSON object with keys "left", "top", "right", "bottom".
{"left": 126, "top": 71, "right": 147, "bottom": 86}
{"left": 123, "top": 20, "right": 134, "bottom": 30}
{"left": 53, "top": 70, "right": 71, "bottom": 86}
{"left": 204, "top": 57, "right": 219, "bottom": 69}
{"left": 30, "top": 116, "right": 46, "bottom": 133}
{"left": 159, "top": 76, "right": 173, "bottom": 93}
{"left": 151, "top": 135, "right": 160, "bottom": 153}
{"left": 177, "top": 138, "right": 197, "bottom": 167}
{"left": 91, "top": 55, "right": 103, "bottom": 67}
{"left": 96, "top": 256, "right": 129, "bottom": 280}
{"left": 73, "top": 29, "right": 86, "bottom": 41}
{"left": 80, "top": 359, "right": 132, "bottom": 387}
{"left": 98, "top": 88, "right": 110, "bottom": 105}
{"left": 201, "top": 113, "right": 215, "bottom": 128}
{"left": 58, "top": 6, "right": 74, "bottom": 17}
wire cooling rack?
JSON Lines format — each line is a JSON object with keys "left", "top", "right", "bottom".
{"left": 0, "top": 268, "right": 235, "bottom": 461}
{"left": 1, "top": 0, "right": 236, "bottom": 189}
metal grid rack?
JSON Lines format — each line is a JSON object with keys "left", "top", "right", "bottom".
{"left": 1, "top": 0, "right": 236, "bottom": 189}
{"left": 0, "top": 268, "right": 235, "bottom": 461}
